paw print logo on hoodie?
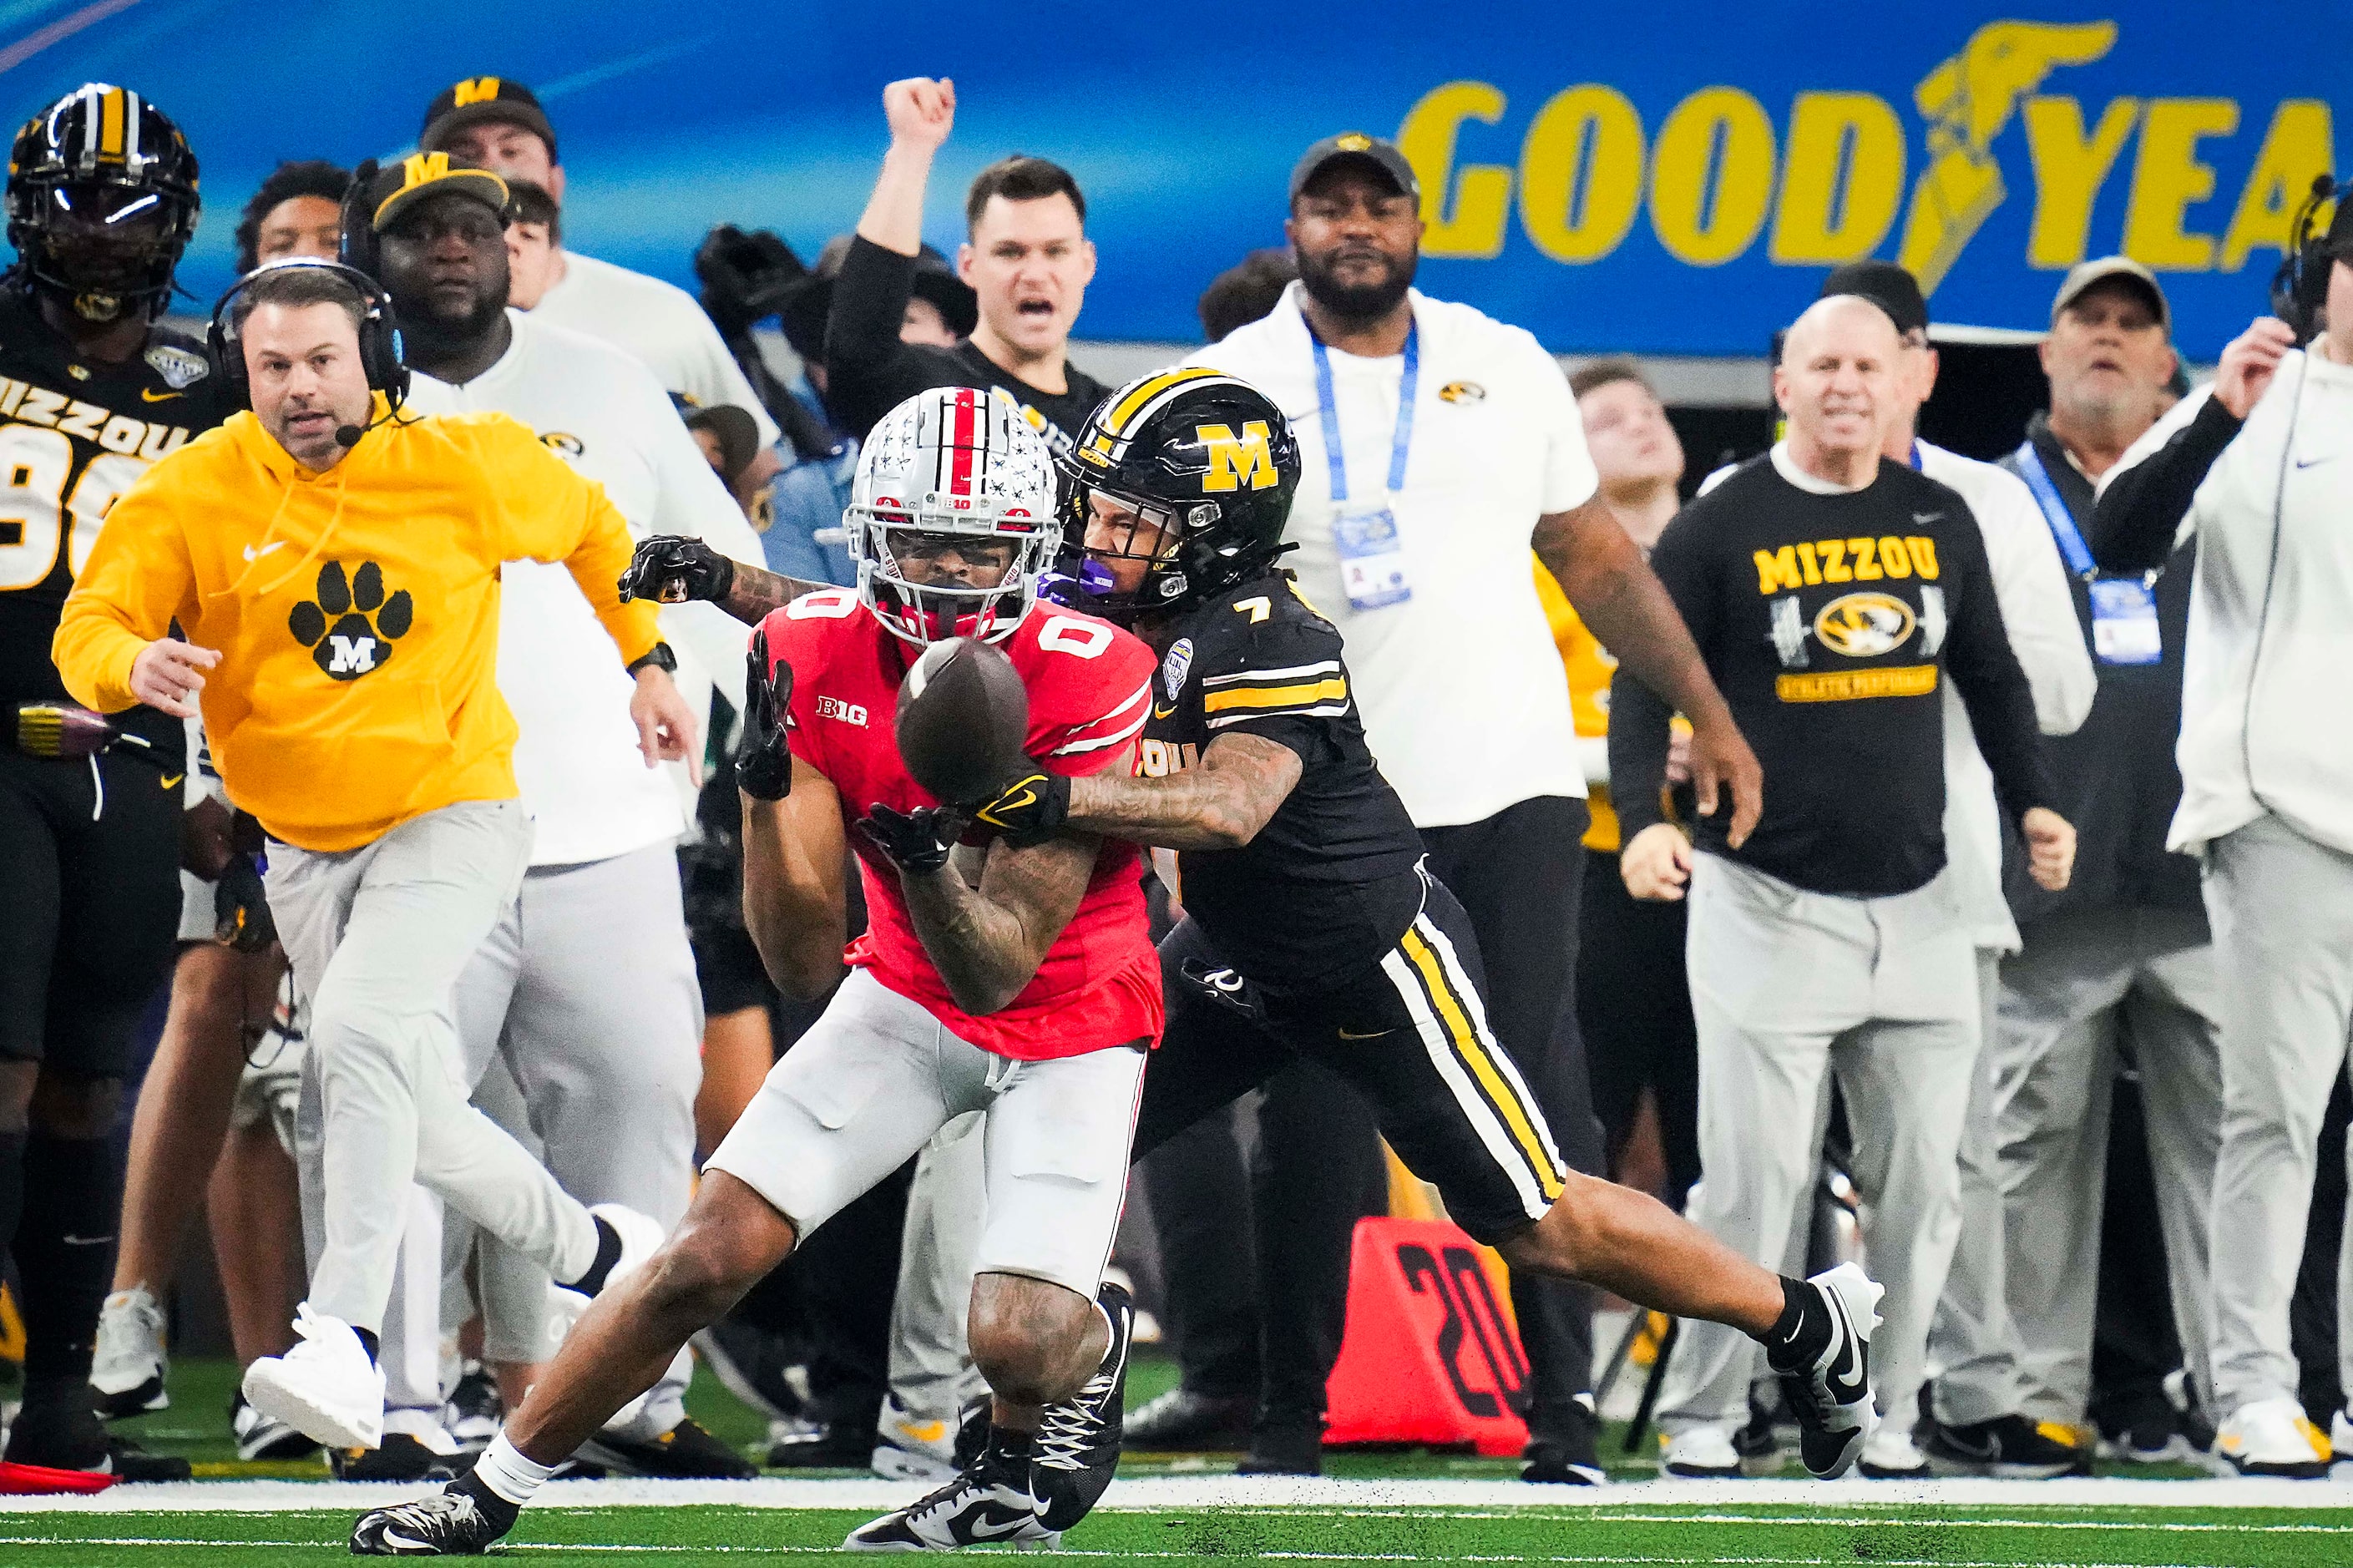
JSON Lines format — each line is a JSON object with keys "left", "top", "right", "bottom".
{"left": 288, "top": 561, "right": 413, "bottom": 680}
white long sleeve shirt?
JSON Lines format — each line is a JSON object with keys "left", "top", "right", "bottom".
{"left": 1702, "top": 442, "right": 2093, "bottom": 944}
{"left": 2166, "top": 347, "right": 2353, "bottom": 855}
{"left": 529, "top": 250, "right": 779, "bottom": 448}
{"left": 1916, "top": 440, "right": 2095, "bottom": 950}
{"left": 404, "top": 311, "right": 765, "bottom": 866}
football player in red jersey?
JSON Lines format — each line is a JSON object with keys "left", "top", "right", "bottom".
{"left": 352, "top": 387, "right": 1155, "bottom": 1558}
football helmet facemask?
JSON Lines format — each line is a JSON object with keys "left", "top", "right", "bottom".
{"left": 6, "top": 83, "right": 200, "bottom": 324}
{"left": 846, "top": 386, "right": 1058, "bottom": 646}
{"left": 1060, "top": 369, "right": 1300, "bottom": 624}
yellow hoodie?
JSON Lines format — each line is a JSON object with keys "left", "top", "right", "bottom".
{"left": 55, "top": 407, "right": 660, "bottom": 851}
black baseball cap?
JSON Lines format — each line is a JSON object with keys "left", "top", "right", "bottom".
{"left": 420, "top": 75, "right": 556, "bottom": 159}
{"left": 365, "top": 152, "right": 509, "bottom": 234}
{"left": 1288, "top": 133, "right": 1420, "bottom": 206}
{"left": 1820, "top": 260, "right": 1929, "bottom": 337}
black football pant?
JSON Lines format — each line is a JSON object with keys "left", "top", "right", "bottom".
{"left": 1419, "top": 797, "right": 1603, "bottom": 1438}
{"left": 0, "top": 730, "right": 182, "bottom": 1401}
{"left": 1576, "top": 846, "right": 1701, "bottom": 1210}
{"left": 1136, "top": 867, "right": 1584, "bottom": 1438}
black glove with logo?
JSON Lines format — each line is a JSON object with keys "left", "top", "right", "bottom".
{"left": 856, "top": 803, "right": 964, "bottom": 876}
{"left": 619, "top": 535, "right": 736, "bottom": 605}
{"left": 214, "top": 852, "right": 276, "bottom": 953}
{"left": 965, "top": 763, "right": 1070, "bottom": 843}
{"left": 1180, "top": 958, "right": 1265, "bottom": 1024}
{"left": 737, "top": 628, "right": 794, "bottom": 801}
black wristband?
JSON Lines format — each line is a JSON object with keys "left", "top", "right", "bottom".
{"left": 626, "top": 641, "right": 678, "bottom": 675}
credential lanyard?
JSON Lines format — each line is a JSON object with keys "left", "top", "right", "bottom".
{"left": 2013, "top": 443, "right": 2097, "bottom": 579}
{"left": 1310, "top": 321, "right": 1418, "bottom": 503}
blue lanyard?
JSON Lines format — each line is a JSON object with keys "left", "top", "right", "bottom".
{"left": 2013, "top": 443, "right": 2097, "bottom": 579}
{"left": 1907, "top": 439, "right": 1922, "bottom": 471}
{"left": 1309, "top": 321, "right": 1418, "bottom": 503}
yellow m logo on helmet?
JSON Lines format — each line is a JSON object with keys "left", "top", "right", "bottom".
{"left": 451, "top": 77, "right": 503, "bottom": 107}
{"left": 1197, "top": 421, "right": 1278, "bottom": 493}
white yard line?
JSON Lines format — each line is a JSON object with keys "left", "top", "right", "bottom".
{"left": 5, "top": 1474, "right": 2353, "bottom": 1515}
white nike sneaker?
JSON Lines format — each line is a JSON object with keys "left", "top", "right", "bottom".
{"left": 1763, "top": 1262, "right": 1884, "bottom": 1479}
{"left": 873, "top": 1394, "right": 963, "bottom": 1483}
{"left": 1859, "top": 1427, "right": 1930, "bottom": 1478}
{"left": 241, "top": 1304, "right": 386, "bottom": 1450}
{"left": 2216, "top": 1397, "right": 2330, "bottom": 1479}
{"left": 545, "top": 1204, "right": 666, "bottom": 1343}
{"left": 90, "top": 1286, "right": 170, "bottom": 1418}
{"left": 1659, "top": 1424, "right": 1743, "bottom": 1478}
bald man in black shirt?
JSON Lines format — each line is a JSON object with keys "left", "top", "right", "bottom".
{"left": 1613, "top": 296, "right": 2075, "bottom": 1478}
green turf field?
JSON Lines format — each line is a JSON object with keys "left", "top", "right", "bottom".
{"left": 10, "top": 1355, "right": 2345, "bottom": 1565}
{"left": 7, "top": 1495, "right": 2350, "bottom": 1565}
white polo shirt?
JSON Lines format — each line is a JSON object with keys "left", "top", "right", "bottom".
{"left": 404, "top": 311, "right": 765, "bottom": 866}
{"left": 1190, "top": 284, "right": 1596, "bottom": 828}
{"left": 529, "top": 249, "right": 781, "bottom": 448}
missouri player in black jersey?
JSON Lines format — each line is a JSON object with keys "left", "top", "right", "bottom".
{"left": 0, "top": 83, "right": 229, "bottom": 1483}
{"left": 959, "top": 369, "right": 1892, "bottom": 1485}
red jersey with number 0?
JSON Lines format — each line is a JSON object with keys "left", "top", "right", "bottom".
{"left": 760, "top": 589, "right": 1161, "bottom": 1060}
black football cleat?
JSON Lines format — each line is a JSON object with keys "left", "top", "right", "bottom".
{"left": 3, "top": 1395, "right": 190, "bottom": 1482}
{"left": 1034, "top": 1282, "right": 1132, "bottom": 1531}
{"left": 1123, "top": 1386, "right": 1251, "bottom": 1450}
{"left": 1522, "top": 1395, "right": 1606, "bottom": 1485}
{"left": 350, "top": 1470, "right": 519, "bottom": 1555}
{"left": 1763, "top": 1262, "right": 1882, "bottom": 1479}
{"left": 579, "top": 1418, "right": 757, "bottom": 1479}
{"left": 1922, "top": 1411, "right": 2092, "bottom": 1479}
{"left": 843, "top": 1428, "right": 1058, "bottom": 1551}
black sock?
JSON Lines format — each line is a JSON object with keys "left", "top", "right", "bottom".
{"left": 353, "top": 1327, "right": 381, "bottom": 1365}
{"left": 450, "top": 1465, "right": 520, "bottom": 1533}
{"left": 17, "top": 1133, "right": 119, "bottom": 1393}
{"left": 1763, "top": 1275, "right": 1823, "bottom": 1359}
{"left": 559, "top": 1215, "right": 622, "bottom": 1297}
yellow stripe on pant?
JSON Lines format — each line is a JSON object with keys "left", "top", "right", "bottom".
{"left": 1399, "top": 926, "right": 1566, "bottom": 1203}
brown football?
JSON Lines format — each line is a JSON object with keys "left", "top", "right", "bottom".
{"left": 895, "top": 636, "right": 1032, "bottom": 804}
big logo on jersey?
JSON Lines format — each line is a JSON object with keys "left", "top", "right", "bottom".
{"left": 1814, "top": 591, "right": 1916, "bottom": 658}
{"left": 288, "top": 560, "right": 412, "bottom": 680}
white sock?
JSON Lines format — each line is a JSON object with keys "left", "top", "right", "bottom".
{"left": 473, "top": 1431, "right": 554, "bottom": 1507}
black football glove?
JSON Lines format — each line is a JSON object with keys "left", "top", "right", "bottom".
{"left": 737, "top": 628, "right": 794, "bottom": 801}
{"left": 619, "top": 535, "right": 736, "bottom": 606}
{"left": 214, "top": 852, "right": 276, "bottom": 953}
{"left": 1180, "top": 959, "right": 1265, "bottom": 1024}
{"left": 856, "top": 803, "right": 964, "bottom": 876}
{"left": 966, "top": 764, "right": 1070, "bottom": 842}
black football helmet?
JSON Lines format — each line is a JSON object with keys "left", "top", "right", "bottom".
{"left": 1060, "top": 368, "right": 1300, "bottom": 623}
{"left": 6, "top": 83, "right": 200, "bottom": 323}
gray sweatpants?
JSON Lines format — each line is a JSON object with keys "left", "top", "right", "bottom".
{"left": 377, "top": 842, "right": 704, "bottom": 1437}
{"left": 270, "top": 798, "right": 597, "bottom": 1333}
{"left": 1658, "top": 852, "right": 1978, "bottom": 1434}
{"left": 2204, "top": 813, "right": 2353, "bottom": 1414}
{"left": 1951, "top": 904, "right": 2221, "bottom": 1426}
{"left": 1925, "top": 951, "right": 2030, "bottom": 1426}
{"left": 884, "top": 1114, "right": 989, "bottom": 1436}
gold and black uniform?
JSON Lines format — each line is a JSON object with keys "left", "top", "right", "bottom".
{"left": 1611, "top": 453, "right": 2056, "bottom": 896}
{"left": 1129, "top": 569, "right": 1568, "bottom": 1247}
{"left": 0, "top": 285, "right": 231, "bottom": 1072}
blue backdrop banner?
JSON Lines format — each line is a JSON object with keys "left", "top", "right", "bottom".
{"left": 4, "top": 2, "right": 2343, "bottom": 357}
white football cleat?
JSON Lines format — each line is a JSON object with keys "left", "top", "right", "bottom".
{"left": 2216, "top": 1397, "right": 2330, "bottom": 1479}
{"left": 241, "top": 1304, "right": 386, "bottom": 1450}
{"left": 1764, "top": 1262, "right": 1883, "bottom": 1480}
{"left": 90, "top": 1286, "right": 170, "bottom": 1418}
{"left": 873, "top": 1394, "right": 963, "bottom": 1483}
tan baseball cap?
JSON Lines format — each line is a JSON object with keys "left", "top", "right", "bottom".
{"left": 2051, "top": 256, "right": 2169, "bottom": 332}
